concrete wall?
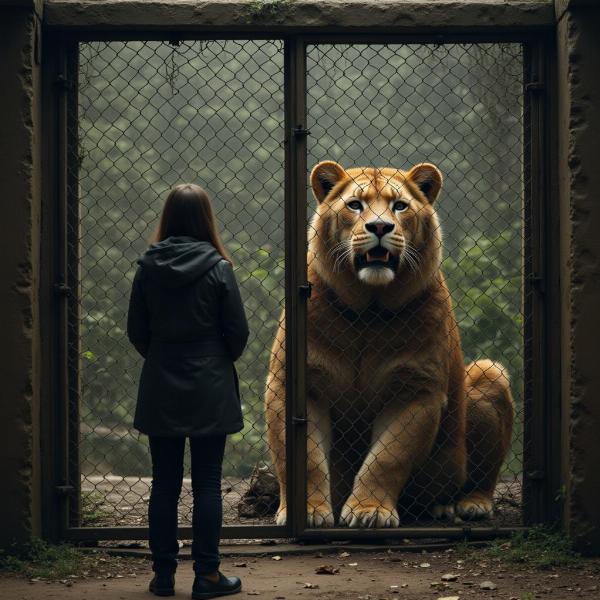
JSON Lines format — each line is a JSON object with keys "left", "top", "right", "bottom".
{"left": 557, "top": 0, "right": 600, "bottom": 555}
{"left": 0, "top": 0, "right": 43, "bottom": 549}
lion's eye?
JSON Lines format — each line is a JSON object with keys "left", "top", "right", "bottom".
{"left": 393, "top": 200, "right": 409, "bottom": 212}
{"left": 347, "top": 200, "right": 363, "bottom": 211}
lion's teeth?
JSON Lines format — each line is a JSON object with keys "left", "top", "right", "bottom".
{"left": 366, "top": 252, "right": 373, "bottom": 262}
{"left": 384, "top": 251, "right": 390, "bottom": 261}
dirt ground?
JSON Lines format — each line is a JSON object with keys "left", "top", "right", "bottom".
{"left": 2, "top": 547, "right": 599, "bottom": 600}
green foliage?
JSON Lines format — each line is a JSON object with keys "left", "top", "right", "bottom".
{"left": 81, "top": 490, "right": 112, "bottom": 526}
{"left": 249, "top": 0, "right": 292, "bottom": 19}
{"left": 460, "top": 527, "right": 580, "bottom": 570}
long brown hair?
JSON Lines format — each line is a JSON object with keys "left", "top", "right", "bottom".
{"left": 152, "top": 184, "right": 232, "bottom": 263}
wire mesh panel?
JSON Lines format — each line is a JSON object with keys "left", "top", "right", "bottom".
{"left": 67, "top": 37, "right": 532, "bottom": 537}
{"left": 295, "top": 43, "right": 525, "bottom": 529}
{"left": 70, "top": 39, "right": 285, "bottom": 530}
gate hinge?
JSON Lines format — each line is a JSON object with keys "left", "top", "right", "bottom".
{"left": 292, "top": 416, "right": 308, "bottom": 426}
{"left": 527, "top": 273, "right": 545, "bottom": 294}
{"left": 293, "top": 126, "right": 311, "bottom": 138}
{"left": 55, "top": 485, "right": 76, "bottom": 496}
{"left": 525, "top": 81, "right": 545, "bottom": 94}
{"left": 299, "top": 282, "right": 312, "bottom": 299}
{"left": 527, "top": 470, "right": 546, "bottom": 481}
{"left": 54, "top": 75, "right": 72, "bottom": 92}
{"left": 54, "top": 282, "right": 72, "bottom": 296}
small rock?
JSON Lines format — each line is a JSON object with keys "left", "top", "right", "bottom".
{"left": 479, "top": 581, "right": 497, "bottom": 590}
{"left": 420, "top": 562, "right": 432, "bottom": 568}
{"left": 339, "top": 551, "right": 351, "bottom": 558}
{"left": 438, "top": 596, "right": 460, "bottom": 600}
{"left": 233, "top": 562, "right": 247, "bottom": 567}
{"left": 442, "top": 574, "right": 459, "bottom": 582}
{"left": 272, "top": 555, "right": 282, "bottom": 561}
{"left": 303, "top": 582, "right": 319, "bottom": 589}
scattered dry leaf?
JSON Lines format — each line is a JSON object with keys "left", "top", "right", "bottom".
{"left": 316, "top": 565, "right": 339, "bottom": 575}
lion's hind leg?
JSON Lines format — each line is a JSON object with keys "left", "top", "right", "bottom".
{"left": 457, "top": 360, "right": 514, "bottom": 520}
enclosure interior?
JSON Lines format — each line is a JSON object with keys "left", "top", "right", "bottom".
{"left": 67, "top": 39, "right": 527, "bottom": 533}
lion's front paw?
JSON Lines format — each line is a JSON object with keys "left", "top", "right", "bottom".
{"left": 307, "top": 500, "right": 334, "bottom": 528}
{"left": 275, "top": 504, "right": 287, "bottom": 526}
{"left": 339, "top": 498, "right": 400, "bottom": 528}
{"left": 456, "top": 493, "right": 494, "bottom": 520}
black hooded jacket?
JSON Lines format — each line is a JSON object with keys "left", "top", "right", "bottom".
{"left": 127, "top": 235, "right": 249, "bottom": 437}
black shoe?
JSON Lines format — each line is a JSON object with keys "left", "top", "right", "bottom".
{"left": 149, "top": 572, "right": 175, "bottom": 596}
{"left": 192, "top": 572, "right": 242, "bottom": 599}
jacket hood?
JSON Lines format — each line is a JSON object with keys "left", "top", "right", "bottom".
{"left": 138, "top": 236, "right": 223, "bottom": 287}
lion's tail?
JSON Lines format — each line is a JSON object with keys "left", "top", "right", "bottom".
{"left": 465, "top": 359, "right": 512, "bottom": 403}
{"left": 464, "top": 359, "right": 514, "bottom": 493}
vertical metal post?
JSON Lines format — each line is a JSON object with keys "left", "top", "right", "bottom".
{"left": 65, "top": 45, "right": 82, "bottom": 529}
{"left": 523, "top": 37, "right": 557, "bottom": 525}
{"left": 54, "top": 41, "right": 72, "bottom": 537}
{"left": 283, "top": 36, "right": 308, "bottom": 538}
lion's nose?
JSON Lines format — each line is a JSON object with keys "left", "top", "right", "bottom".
{"left": 365, "top": 220, "right": 394, "bottom": 238}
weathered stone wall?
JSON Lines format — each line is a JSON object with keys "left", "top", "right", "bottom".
{"left": 0, "top": 0, "right": 43, "bottom": 550}
{"left": 557, "top": 0, "right": 600, "bottom": 555}
{"left": 44, "top": 0, "right": 554, "bottom": 31}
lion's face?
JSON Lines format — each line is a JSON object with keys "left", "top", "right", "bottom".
{"left": 309, "top": 161, "right": 443, "bottom": 287}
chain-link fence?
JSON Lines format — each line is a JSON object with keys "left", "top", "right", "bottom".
{"left": 67, "top": 39, "right": 526, "bottom": 534}
{"left": 71, "top": 39, "right": 285, "bottom": 529}
{"left": 302, "top": 43, "right": 524, "bottom": 528}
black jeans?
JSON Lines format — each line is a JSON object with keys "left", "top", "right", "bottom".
{"left": 148, "top": 435, "right": 226, "bottom": 576}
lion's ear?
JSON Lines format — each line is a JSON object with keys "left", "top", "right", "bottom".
{"left": 406, "top": 163, "right": 443, "bottom": 204}
{"left": 310, "top": 161, "right": 347, "bottom": 204}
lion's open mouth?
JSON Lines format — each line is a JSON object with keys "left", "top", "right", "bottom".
{"left": 355, "top": 246, "right": 399, "bottom": 270}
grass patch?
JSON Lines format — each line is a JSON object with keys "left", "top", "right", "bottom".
{"left": 81, "top": 490, "right": 112, "bottom": 526}
{"left": 459, "top": 527, "right": 580, "bottom": 570}
{"left": 0, "top": 538, "right": 145, "bottom": 581}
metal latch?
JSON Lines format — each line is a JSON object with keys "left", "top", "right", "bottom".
{"left": 55, "top": 485, "right": 76, "bottom": 496}
{"left": 527, "top": 274, "right": 545, "bottom": 294}
{"left": 54, "top": 283, "right": 72, "bottom": 296}
{"left": 299, "top": 282, "right": 312, "bottom": 299}
{"left": 525, "top": 82, "right": 544, "bottom": 94}
{"left": 292, "top": 416, "right": 308, "bottom": 426}
{"left": 293, "top": 126, "right": 311, "bottom": 137}
{"left": 54, "top": 75, "right": 71, "bottom": 92}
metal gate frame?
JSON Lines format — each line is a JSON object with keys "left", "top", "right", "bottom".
{"left": 41, "top": 29, "right": 559, "bottom": 543}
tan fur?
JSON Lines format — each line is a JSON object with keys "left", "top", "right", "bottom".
{"left": 265, "top": 162, "right": 514, "bottom": 527}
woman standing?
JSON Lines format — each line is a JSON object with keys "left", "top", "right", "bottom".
{"left": 127, "top": 184, "right": 249, "bottom": 599}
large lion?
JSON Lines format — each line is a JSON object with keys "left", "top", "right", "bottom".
{"left": 265, "top": 161, "right": 514, "bottom": 528}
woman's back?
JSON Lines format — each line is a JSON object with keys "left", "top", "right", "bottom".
{"left": 128, "top": 234, "right": 248, "bottom": 438}
{"left": 127, "top": 184, "right": 246, "bottom": 598}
